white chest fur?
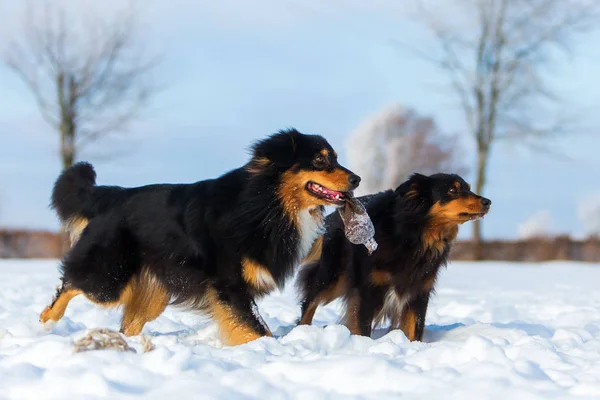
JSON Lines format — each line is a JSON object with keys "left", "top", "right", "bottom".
{"left": 297, "top": 207, "right": 325, "bottom": 261}
{"left": 374, "top": 288, "right": 408, "bottom": 327}
{"left": 382, "top": 288, "right": 407, "bottom": 318}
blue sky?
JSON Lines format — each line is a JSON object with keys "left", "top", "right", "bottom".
{"left": 1, "top": 0, "right": 599, "bottom": 240}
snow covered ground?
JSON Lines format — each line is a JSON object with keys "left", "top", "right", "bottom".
{"left": 1, "top": 259, "right": 600, "bottom": 400}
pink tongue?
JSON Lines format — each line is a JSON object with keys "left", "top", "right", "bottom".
{"left": 323, "top": 187, "right": 342, "bottom": 197}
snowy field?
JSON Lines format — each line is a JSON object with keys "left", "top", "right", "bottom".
{"left": 1, "top": 260, "right": 600, "bottom": 400}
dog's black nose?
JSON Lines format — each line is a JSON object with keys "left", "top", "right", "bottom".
{"left": 481, "top": 197, "right": 491, "bottom": 207}
{"left": 348, "top": 174, "right": 361, "bottom": 188}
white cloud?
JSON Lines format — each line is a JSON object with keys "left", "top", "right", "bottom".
{"left": 516, "top": 210, "right": 555, "bottom": 239}
{"left": 577, "top": 192, "right": 600, "bottom": 237}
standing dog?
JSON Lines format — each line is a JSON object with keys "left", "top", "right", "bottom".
{"left": 297, "top": 173, "right": 491, "bottom": 341}
{"left": 40, "top": 129, "right": 360, "bottom": 346}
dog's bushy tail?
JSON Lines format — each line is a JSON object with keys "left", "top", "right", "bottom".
{"left": 51, "top": 162, "right": 96, "bottom": 223}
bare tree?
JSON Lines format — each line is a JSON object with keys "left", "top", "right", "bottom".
{"left": 346, "top": 104, "right": 468, "bottom": 196}
{"left": 410, "top": 0, "right": 599, "bottom": 258}
{"left": 3, "top": 2, "right": 159, "bottom": 169}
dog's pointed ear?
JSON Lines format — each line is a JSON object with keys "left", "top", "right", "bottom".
{"left": 249, "top": 129, "right": 299, "bottom": 171}
{"left": 395, "top": 173, "right": 428, "bottom": 199}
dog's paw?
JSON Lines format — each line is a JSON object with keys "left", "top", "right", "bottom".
{"left": 41, "top": 319, "right": 57, "bottom": 332}
{"left": 39, "top": 307, "right": 57, "bottom": 331}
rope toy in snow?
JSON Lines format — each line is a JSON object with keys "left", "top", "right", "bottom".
{"left": 72, "top": 328, "right": 154, "bottom": 354}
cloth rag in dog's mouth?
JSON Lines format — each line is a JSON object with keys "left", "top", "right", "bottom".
{"left": 338, "top": 194, "right": 378, "bottom": 254}
{"left": 306, "top": 182, "right": 347, "bottom": 205}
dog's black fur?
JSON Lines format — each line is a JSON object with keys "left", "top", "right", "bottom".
{"left": 297, "top": 173, "right": 491, "bottom": 341}
{"left": 40, "top": 129, "right": 360, "bottom": 346}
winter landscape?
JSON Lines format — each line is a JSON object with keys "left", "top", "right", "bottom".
{"left": 2, "top": 1, "right": 600, "bottom": 400}
{"left": 1, "top": 259, "right": 599, "bottom": 400}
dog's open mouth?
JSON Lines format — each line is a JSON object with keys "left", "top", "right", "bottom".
{"left": 460, "top": 212, "right": 487, "bottom": 221}
{"left": 306, "top": 182, "right": 347, "bottom": 205}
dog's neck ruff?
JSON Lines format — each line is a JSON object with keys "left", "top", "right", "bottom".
{"left": 296, "top": 206, "right": 325, "bottom": 262}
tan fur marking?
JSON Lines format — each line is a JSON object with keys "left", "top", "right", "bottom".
{"left": 320, "top": 274, "right": 347, "bottom": 305}
{"left": 242, "top": 258, "right": 277, "bottom": 295}
{"left": 120, "top": 268, "right": 171, "bottom": 336}
{"left": 405, "top": 184, "right": 419, "bottom": 200}
{"left": 278, "top": 167, "right": 354, "bottom": 219}
{"left": 371, "top": 270, "right": 392, "bottom": 286}
{"left": 246, "top": 157, "right": 272, "bottom": 174}
{"left": 423, "top": 276, "right": 438, "bottom": 292}
{"left": 301, "top": 236, "right": 323, "bottom": 265}
{"left": 205, "top": 288, "right": 272, "bottom": 346}
{"left": 320, "top": 149, "right": 329, "bottom": 157}
{"left": 299, "top": 302, "right": 318, "bottom": 325}
{"left": 424, "top": 195, "right": 485, "bottom": 254}
{"left": 40, "top": 289, "right": 82, "bottom": 323}
{"left": 40, "top": 283, "right": 135, "bottom": 326}
{"left": 65, "top": 217, "right": 89, "bottom": 245}
{"left": 298, "top": 273, "right": 347, "bottom": 325}
{"left": 40, "top": 268, "right": 171, "bottom": 335}
{"left": 446, "top": 225, "right": 459, "bottom": 242}
{"left": 400, "top": 307, "right": 418, "bottom": 341}
{"left": 342, "top": 292, "right": 362, "bottom": 335}
{"left": 422, "top": 223, "right": 459, "bottom": 255}
{"left": 429, "top": 195, "right": 487, "bottom": 223}
{"left": 319, "top": 169, "right": 355, "bottom": 191}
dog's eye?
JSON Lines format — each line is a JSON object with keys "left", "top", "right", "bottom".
{"left": 449, "top": 187, "right": 458, "bottom": 194}
{"left": 313, "top": 156, "right": 327, "bottom": 168}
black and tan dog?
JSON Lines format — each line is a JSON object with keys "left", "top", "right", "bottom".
{"left": 297, "top": 173, "right": 491, "bottom": 341}
{"left": 40, "top": 129, "right": 360, "bottom": 346}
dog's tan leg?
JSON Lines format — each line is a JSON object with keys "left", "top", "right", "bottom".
{"left": 299, "top": 273, "right": 346, "bottom": 326}
{"left": 342, "top": 292, "right": 362, "bottom": 335}
{"left": 120, "top": 269, "right": 171, "bottom": 336}
{"left": 399, "top": 292, "right": 431, "bottom": 342}
{"left": 298, "top": 300, "right": 319, "bottom": 325}
{"left": 204, "top": 286, "right": 272, "bottom": 346}
{"left": 40, "top": 286, "right": 82, "bottom": 323}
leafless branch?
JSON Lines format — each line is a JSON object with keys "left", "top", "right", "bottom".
{"left": 408, "top": 0, "right": 599, "bottom": 252}
{"left": 3, "top": 0, "right": 161, "bottom": 169}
